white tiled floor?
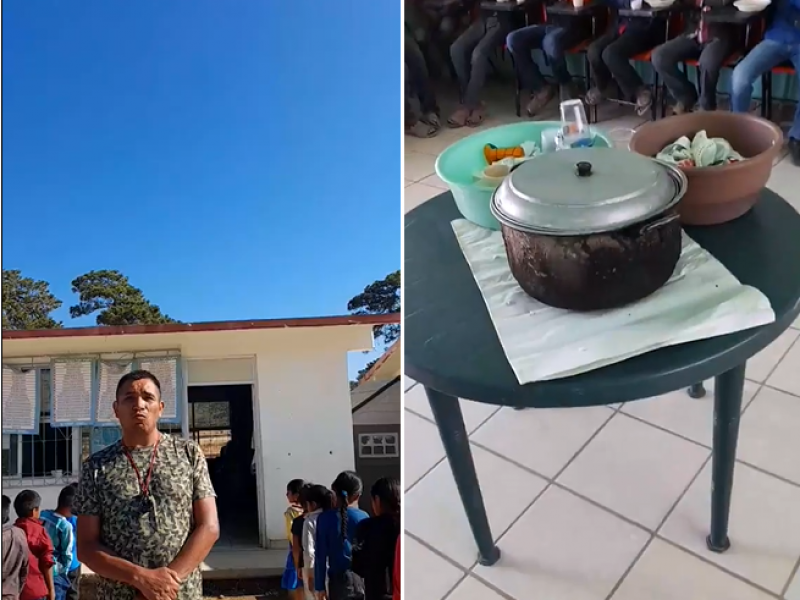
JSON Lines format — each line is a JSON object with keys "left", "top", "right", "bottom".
{"left": 404, "top": 85, "right": 800, "bottom": 599}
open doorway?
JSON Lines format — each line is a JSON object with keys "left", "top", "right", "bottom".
{"left": 188, "top": 384, "right": 259, "bottom": 548}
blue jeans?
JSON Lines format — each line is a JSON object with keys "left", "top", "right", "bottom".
{"left": 506, "top": 25, "right": 580, "bottom": 92}
{"left": 731, "top": 38, "right": 800, "bottom": 139}
{"left": 54, "top": 572, "right": 71, "bottom": 600}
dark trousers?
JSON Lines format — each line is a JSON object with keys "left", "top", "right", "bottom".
{"left": 450, "top": 16, "right": 511, "bottom": 108}
{"left": 405, "top": 32, "right": 438, "bottom": 116}
{"left": 651, "top": 33, "right": 734, "bottom": 110}
{"left": 328, "top": 571, "right": 365, "bottom": 600}
{"left": 67, "top": 567, "right": 80, "bottom": 600}
{"left": 506, "top": 24, "right": 586, "bottom": 91}
{"left": 587, "top": 24, "right": 661, "bottom": 99}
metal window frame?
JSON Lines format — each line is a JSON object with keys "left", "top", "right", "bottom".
{"left": 357, "top": 431, "right": 400, "bottom": 459}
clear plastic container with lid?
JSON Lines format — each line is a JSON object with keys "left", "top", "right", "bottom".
{"left": 555, "top": 99, "right": 594, "bottom": 150}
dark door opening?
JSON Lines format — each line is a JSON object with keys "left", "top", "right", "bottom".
{"left": 188, "top": 384, "right": 259, "bottom": 548}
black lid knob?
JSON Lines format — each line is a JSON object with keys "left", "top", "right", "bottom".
{"left": 576, "top": 161, "right": 592, "bottom": 177}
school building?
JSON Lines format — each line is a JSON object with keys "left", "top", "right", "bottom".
{"left": 1, "top": 313, "right": 398, "bottom": 577}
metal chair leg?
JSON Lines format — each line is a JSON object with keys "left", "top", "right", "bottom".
{"left": 510, "top": 53, "right": 521, "bottom": 117}
{"left": 584, "top": 54, "right": 597, "bottom": 124}
{"left": 651, "top": 73, "right": 659, "bottom": 121}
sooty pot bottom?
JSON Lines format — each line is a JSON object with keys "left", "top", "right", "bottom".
{"left": 500, "top": 213, "right": 683, "bottom": 311}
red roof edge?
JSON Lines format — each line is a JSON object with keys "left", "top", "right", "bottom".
{"left": 360, "top": 338, "right": 401, "bottom": 383}
{"left": 2, "top": 313, "right": 400, "bottom": 340}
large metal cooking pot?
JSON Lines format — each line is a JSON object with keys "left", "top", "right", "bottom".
{"left": 490, "top": 147, "right": 689, "bottom": 311}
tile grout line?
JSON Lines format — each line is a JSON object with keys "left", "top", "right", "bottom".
{"left": 436, "top": 571, "right": 471, "bottom": 600}
{"left": 403, "top": 401, "right": 502, "bottom": 494}
{"left": 407, "top": 384, "right": 800, "bottom": 493}
{"left": 757, "top": 330, "right": 800, "bottom": 388}
{"left": 654, "top": 536, "right": 784, "bottom": 599}
{"left": 464, "top": 409, "right": 620, "bottom": 568}
{"left": 405, "top": 392, "right": 800, "bottom": 598}
{"left": 781, "top": 554, "right": 800, "bottom": 599}
{"left": 404, "top": 531, "right": 521, "bottom": 600}
{"left": 604, "top": 451, "right": 714, "bottom": 600}
{"left": 618, "top": 385, "right": 800, "bottom": 491}
{"left": 407, "top": 469, "right": 788, "bottom": 600}
{"left": 403, "top": 530, "right": 471, "bottom": 577}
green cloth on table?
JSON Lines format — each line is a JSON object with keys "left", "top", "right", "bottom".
{"left": 656, "top": 130, "right": 744, "bottom": 167}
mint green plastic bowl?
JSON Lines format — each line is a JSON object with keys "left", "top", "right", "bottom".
{"left": 435, "top": 122, "right": 612, "bottom": 230}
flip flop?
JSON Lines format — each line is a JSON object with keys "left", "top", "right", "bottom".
{"left": 447, "top": 106, "right": 470, "bottom": 128}
{"left": 406, "top": 121, "right": 439, "bottom": 138}
{"left": 466, "top": 105, "right": 487, "bottom": 127}
{"left": 527, "top": 87, "right": 555, "bottom": 117}
{"left": 421, "top": 112, "right": 441, "bottom": 129}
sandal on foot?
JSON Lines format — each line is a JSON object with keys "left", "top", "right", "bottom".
{"left": 466, "top": 105, "right": 487, "bottom": 127}
{"left": 421, "top": 112, "right": 441, "bottom": 129}
{"left": 406, "top": 121, "right": 439, "bottom": 138}
{"left": 526, "top": 86, "right": 556, "bottom": 116}
{"left": 447, "top": 106, "right": 470, "bottom": 128}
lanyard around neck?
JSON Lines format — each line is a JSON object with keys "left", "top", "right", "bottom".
{"left": 122, "top": 436, "right": 161, "bottom": 497}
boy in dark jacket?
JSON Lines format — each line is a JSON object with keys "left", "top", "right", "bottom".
{"left": 651, "top": 0, "right": 736, "bottom": 113}
{"left": 585, "top": 0, "right": 665, "bottom": 114}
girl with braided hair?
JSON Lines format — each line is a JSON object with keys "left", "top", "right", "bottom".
{"left": 352, "top": 478, "right": 400, "bottom": 600}
{"left": 313, "top": 471, "right": 368, "bottom": 600}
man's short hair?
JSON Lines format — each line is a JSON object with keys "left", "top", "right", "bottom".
{"left": 13, "top": 490, "right": 41, "bottom": 519}
{"left": 116, "top": 369, "right": 162, "bottom": 400}
{"left": 57, "top": 485, "right": 77, "bottom": 511}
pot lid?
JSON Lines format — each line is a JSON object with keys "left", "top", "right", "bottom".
{"left": 491, "top": 148, "right": 686, "bottom": 235}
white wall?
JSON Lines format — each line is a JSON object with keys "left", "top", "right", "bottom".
{"left": 253, "top": 348, "right": 356, "bottom": 545}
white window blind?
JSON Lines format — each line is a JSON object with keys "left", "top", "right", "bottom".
{"left": 2, "top": 367, "right": 40, "bottom": 434}
{"left": 94, "top": 360, "right": 133, "bottom": 425}
{"left": 137, "top": 357, "right": 180, "bottom": 422}
{"left": 51, "top": 359, "right": 94, "bottom": 426}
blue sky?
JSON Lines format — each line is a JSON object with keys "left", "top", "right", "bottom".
{"left": 2, "top": 0, "right": 401, "bottom": 378}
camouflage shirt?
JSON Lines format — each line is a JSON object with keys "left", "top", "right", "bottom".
{"left": 75, "top": 433, "right": 216, "bottom": 600}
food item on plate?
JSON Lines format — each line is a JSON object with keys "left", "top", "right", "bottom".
{"left": 656, "top": 130, "right": 744, "bottom": 167}
{"left": 484, "top": 141, "right": 539, "bottom": 165}
{"left": 484, "top": 143, "right": 525, "bottom": 164}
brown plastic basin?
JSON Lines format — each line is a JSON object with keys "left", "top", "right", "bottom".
{"left": 629, "top": 112, "right": 783, "bottom": 225}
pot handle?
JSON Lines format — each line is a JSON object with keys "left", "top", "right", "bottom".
{"left": 640, "top": 212, "right": 680, "bottom": 235}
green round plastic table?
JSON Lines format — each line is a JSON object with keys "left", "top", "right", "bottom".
{"left": 405, "top": 188, "right": 800, "bottom": 566}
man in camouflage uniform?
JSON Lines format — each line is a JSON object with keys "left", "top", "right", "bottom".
{"left": 75, "top": 370, "right": 219, "bottom": 600}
